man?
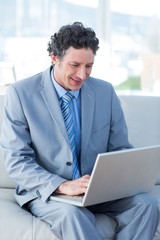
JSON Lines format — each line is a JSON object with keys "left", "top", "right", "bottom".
{"left": 0, "top": 22, "right": 159, "bottom": 240}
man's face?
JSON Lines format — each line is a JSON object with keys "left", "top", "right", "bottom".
{"left": 51, "top": 47, "right": 95, "bottom": 91}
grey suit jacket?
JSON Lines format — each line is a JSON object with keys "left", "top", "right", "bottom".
{"left": 0, "top": 66, "right": 132, "bottom": 206}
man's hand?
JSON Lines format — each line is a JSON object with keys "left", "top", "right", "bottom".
{"left": 55, "top": 175, "right": 90, "bottom": 196}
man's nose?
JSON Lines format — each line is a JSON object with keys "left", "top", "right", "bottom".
{"left": 77, "top": 67, "right": 87, "bottom": 79}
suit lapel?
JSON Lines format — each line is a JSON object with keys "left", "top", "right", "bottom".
{"left": 80, "top": 79, "right": 95, "bottom": 160}
{"left": 39, "top": 68, "right": 95, "bottom": 159}
{"left": 39, "top": 67, "right": 70, "bottom": 145}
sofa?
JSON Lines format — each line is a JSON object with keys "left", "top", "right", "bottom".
{"left": 0, "top": 92, "right": 160, "bottom": 240}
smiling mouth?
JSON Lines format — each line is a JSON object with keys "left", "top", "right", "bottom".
{"left": 70, "top": 78, "right": 83, "bottom": 84}
{"left": 71, "top": 77, "right": 81, "bottom": 82}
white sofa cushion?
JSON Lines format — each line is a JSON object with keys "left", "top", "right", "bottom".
{"left": 0, "top": 188, "right": 57, "bottom": 240}
{"left": 119, "top": 95, "right": 160, "bottom": 184}
{"left": 118, "top": 95, "right": 160, "bottom": 148}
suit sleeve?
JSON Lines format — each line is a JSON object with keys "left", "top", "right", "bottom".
{"left": 0, "top": 85, "right": 66, "bottom": 203}
{"left": 107, "top": 86, "right": 133, "bottom": 151}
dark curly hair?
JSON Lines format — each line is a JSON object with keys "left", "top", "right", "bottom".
{"left": 47, "top": 22, "right": 99, "bottom": 59}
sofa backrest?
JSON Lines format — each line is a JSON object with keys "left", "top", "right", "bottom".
{"left": 0, "top": 94, "right": 16, "bottom": 188}
{"left": 0, "top": 93, "right": 160, "bottom": 188}
{"left": 118, "top": 95, "right": 160, "bottom": 148}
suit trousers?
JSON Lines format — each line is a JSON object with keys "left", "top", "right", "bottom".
{"left": 26, "top": 193, "right": 159, "bottom": 240}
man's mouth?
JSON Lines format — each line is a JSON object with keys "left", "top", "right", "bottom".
{"left": 71, "top": 77, "right": 81, "bottom": 82}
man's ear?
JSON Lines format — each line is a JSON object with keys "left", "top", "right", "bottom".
{"left": 50, "top": 54, "right": 58, "bottom": 64}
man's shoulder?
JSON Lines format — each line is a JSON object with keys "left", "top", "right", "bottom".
{"left": 15, "top": 72, "right": 42, "bottom": 86}
{"left": 86, "top": 76, "right": 114, "bottom": 91}
{"left": 9, "top": 67, "right": 51, "bottom": 91}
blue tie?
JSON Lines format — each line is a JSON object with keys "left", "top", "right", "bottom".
{"left": 61, "top": 92, "right": 81, "bottom": 179}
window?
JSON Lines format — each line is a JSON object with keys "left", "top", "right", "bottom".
{"left": 0, "top": 0, "right": 160, "bottom": 95}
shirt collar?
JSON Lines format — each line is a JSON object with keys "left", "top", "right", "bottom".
{"left": 51, "top": 68, "right": 79, "bottom": 100}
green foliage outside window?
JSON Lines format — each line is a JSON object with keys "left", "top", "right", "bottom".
{"left": 115, "top": 75, "right": 141, "bottom": 90}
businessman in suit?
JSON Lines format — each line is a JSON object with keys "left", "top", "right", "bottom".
{"left": 0, "top": 22, "right": 159, "bottom": 240}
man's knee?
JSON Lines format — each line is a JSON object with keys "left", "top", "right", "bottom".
{"left": 132, "top": 193, "right": 159, "bottom": 215}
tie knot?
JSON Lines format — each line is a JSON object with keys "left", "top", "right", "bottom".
{"left": 62, "top": 92, "right": 73, "bottom": 104}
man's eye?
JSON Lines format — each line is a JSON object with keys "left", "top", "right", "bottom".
{"left": 86, "top": 65, "right": 92, "bottom": 68}
{"left": 69, "top": 63, "right": 78, "bottom": 66}
{"left": 72, "top": 64, "right": 78, "bottom": 67}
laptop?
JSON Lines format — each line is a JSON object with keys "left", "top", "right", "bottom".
{"left": 50, "top": 145, "right": 160, "bottom": 207}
